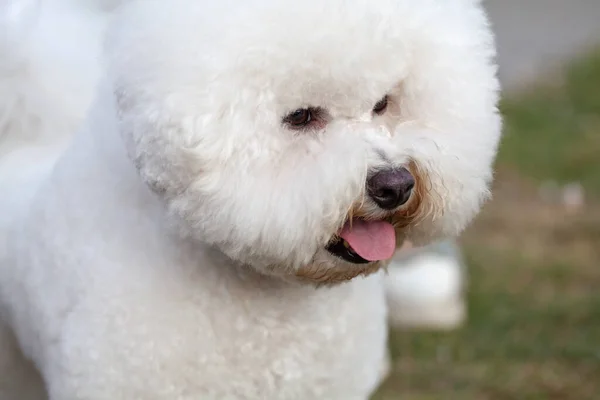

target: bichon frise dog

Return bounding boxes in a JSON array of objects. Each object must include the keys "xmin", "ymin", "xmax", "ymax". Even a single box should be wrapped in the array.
[{"xmin": 0, "ymin": 0, "xmax": 501, "ymax": 399}]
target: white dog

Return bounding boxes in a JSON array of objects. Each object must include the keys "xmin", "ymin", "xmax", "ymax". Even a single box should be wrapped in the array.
[{"xmin": 0, "ymin": 0, "xmax": 501, "ymax": 399}]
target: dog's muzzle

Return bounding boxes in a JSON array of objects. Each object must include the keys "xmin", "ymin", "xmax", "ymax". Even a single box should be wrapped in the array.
[{"xmin": 324, "ymin": 167, "xmax": 415, "ymax": 265}]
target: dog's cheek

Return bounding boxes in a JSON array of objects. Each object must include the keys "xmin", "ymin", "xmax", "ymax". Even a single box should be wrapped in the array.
[
  {"xmin": 165, "ymin": 141, "xmax": 369, "ymax": 270},
  {"xmin": 404, "ymin": 143, "xmax": 496, "ymax": 245}
]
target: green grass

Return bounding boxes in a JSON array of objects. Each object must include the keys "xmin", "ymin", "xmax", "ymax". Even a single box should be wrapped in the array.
[
  {"xmin": 499, "ymin": 51, "xmax": 600, "ymax": 194},
  {"xmin": 373, "ymin": 50, "xmax": 600, "ymax": 399}
]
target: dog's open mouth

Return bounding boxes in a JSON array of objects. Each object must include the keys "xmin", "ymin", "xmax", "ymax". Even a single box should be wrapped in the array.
[{"xmin": 326, "ymin": 218, "xmax": 396, "ymax": 264}]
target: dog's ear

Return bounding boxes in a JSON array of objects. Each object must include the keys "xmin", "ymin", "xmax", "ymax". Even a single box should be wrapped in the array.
[{"xmin": 113, "ymin": 84, "xmax": 203, "ymax": 200}]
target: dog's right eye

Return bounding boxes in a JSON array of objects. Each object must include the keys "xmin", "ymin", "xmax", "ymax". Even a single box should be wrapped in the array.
[
  {"xmin": 373, "ymin": 95, "xmax": 389, "ymax": 115},
  {"xmin": 284, "ymin": 108, "xmax": 313, "ymax": 128}
]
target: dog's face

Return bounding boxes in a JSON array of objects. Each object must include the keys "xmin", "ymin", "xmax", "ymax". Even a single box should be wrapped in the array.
[{"xmin": 108, "ymin": 0, "xmax": 501, "ymax": 284}]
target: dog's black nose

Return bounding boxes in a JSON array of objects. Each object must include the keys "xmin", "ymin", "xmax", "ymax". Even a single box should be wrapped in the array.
[{"xmin": 367, "ymin": 167, "xmax": 415, "ymax": 210}]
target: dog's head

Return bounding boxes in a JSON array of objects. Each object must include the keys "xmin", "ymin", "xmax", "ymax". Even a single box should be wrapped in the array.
[{"xmin": 108, "ymin": 0, "xmax": 501, "ymax": 284}]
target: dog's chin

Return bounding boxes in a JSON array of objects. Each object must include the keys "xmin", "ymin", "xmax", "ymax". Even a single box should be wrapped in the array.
[
  {"xmin": 294, "ymin": 248, "xmax": 388, "ymax": 286},
  {"xmin": 244, "ymin": 218, "xmax": 410, "ymax": 286},
  {"xmin": 292, "ymin": 225, "xmax": 406, "ymax": 286}
]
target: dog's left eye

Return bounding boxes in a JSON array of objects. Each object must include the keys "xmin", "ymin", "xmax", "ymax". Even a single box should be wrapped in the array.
[
  {"xmin": 286, "ymin": 109, "xmax": 311, "ymax": 126},
  {"xmin": 373, "ymin": 95, "xmax": 389, "ymax": 115},
  {"xmin": 283, "ymin": 107, "xmax": 323, "ymax": 129}
]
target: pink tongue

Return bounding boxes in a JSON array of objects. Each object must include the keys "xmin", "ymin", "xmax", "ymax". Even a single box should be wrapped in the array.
[{"xmin": 339, "ymin": 219, "xmax": 396, "ymax": 261}]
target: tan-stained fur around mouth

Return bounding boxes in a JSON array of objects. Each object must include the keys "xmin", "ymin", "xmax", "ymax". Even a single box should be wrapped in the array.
[
  {"xmin": 295, "ymin": 161, "xmax": 427, "ymax": 286},
  {"xmin": 390, "ymin": 161, "xmax": 428, "ymax": 229},
  {"xmin": 295, "ymin": 260, "xmax": 386, "ymax": 286}
]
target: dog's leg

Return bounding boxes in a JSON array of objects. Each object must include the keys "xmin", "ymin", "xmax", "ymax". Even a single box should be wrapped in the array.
[{"xmin": 0, "ymin": 323, "xmax": 47, "ymax": 400}]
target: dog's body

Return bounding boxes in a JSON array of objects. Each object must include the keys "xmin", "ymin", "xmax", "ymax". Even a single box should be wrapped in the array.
[{"xmin": 0, "ymin": 0, "xmax": 501, "ymax": 399}]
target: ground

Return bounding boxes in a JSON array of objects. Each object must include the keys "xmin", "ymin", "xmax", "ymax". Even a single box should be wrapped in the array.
[{"xmin": 372, "ymin": 50, "xmax": 600, "ymax": 400}]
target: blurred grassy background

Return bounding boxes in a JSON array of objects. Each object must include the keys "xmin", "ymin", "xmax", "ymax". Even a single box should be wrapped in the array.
[{"xmin": 373, "ymin": 50, "xmax": 600, "ymax": 399}]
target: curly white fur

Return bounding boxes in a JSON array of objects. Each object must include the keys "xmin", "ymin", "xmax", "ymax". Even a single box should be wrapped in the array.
[{"xmin": 0, "ymin": 0, "xmax": 501, "ymax": 399}]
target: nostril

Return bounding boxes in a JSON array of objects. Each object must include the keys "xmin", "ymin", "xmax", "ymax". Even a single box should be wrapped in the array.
[
  {"xmin": 367, "ymin": 167, "xmax": 415, "ymax": 210},
  {"xmin": 374, "ymin": 188, "xmax": 396, "ymax": 199}
]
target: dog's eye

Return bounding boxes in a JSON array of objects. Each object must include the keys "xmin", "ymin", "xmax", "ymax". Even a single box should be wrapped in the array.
[
  {"xmin": 284, "ymin": 108, "xmax": 314, "ymax": 128},
  {"xmin": 373, "ymin": 95, "xmax": 389, "ymax": 115}
]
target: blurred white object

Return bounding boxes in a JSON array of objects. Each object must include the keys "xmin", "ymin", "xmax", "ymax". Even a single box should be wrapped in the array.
[
  {"xmin": 385, "ymin": 241, "xmax": 466, "ymax": 330},
  {"xmin": 562, "ymin": 182, "xmax": 585, "ymax": 213}
]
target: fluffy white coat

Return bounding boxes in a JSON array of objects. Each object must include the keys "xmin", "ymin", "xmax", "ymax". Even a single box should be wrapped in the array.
[{"xmin": 0, "ymin": 0, "xmax": 501, "ymax": 399}]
